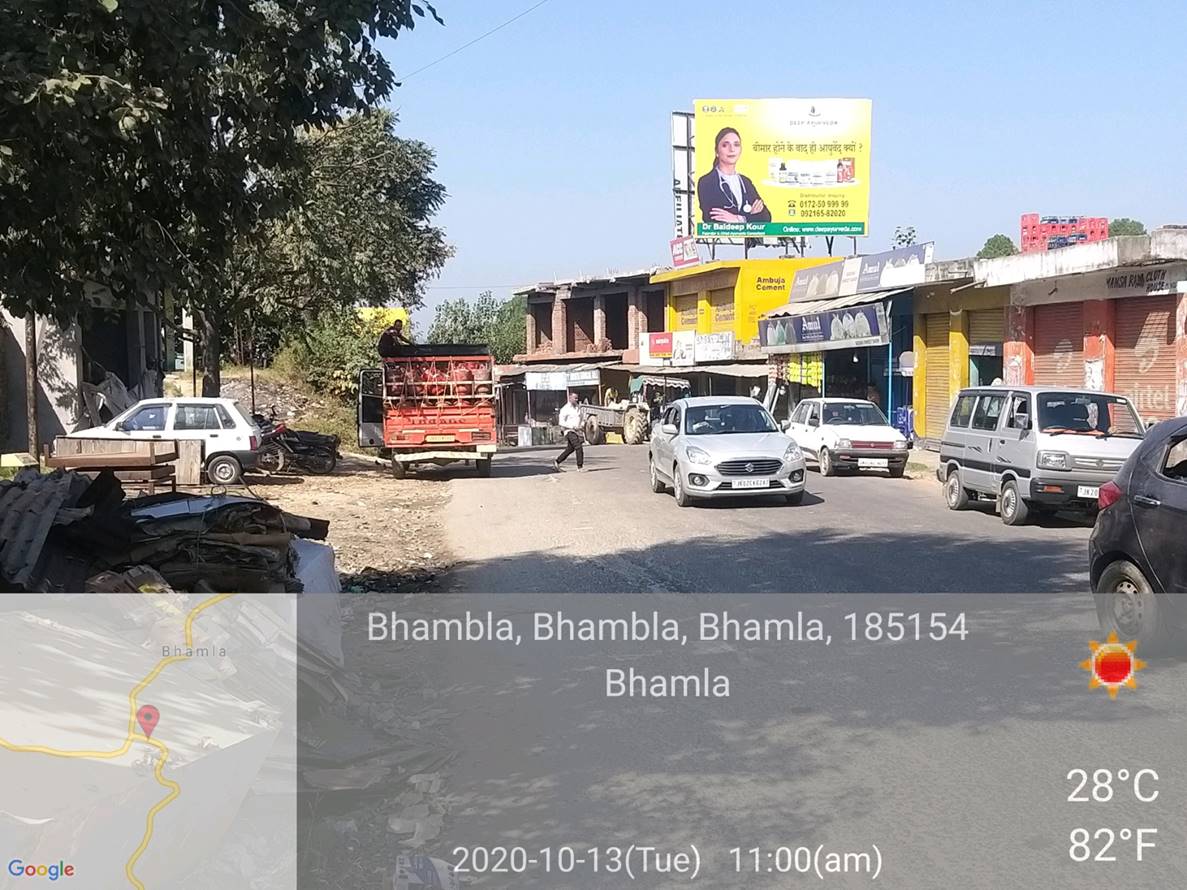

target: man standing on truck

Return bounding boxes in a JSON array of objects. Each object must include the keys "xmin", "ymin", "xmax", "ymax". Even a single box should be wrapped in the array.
[
  {"xmin": 554, "ymin": 391, "xmax": 585, "ymax": 472},
  {"xmin": 377, "ymin": 318, "xmax": 413, "ymax": 357}
]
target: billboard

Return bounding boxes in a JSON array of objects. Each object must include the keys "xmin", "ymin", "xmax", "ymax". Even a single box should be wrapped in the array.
[
  {"xmin": 789, "ymin": 243, "xmax": 934, "ymax": 301},
  {"xmin": 694, "ymin": 98, "xmax": 872, "ymax": 238},
  {"xmin": 759, "ymin": 302, "xmax": 890, "ymax": 354}
]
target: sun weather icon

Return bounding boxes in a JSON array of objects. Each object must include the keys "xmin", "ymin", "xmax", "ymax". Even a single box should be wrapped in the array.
[{"xmin": 1080, "ymin": 631, "xmax": 1147, "ymax": 699}]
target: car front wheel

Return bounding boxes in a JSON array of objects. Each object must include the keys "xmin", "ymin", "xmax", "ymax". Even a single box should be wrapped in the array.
[
  {"xmin": 672, "ymin": 465, "xmax": 691, "ymax": 507},
  {"xmin": 1000, "ymin": 479, "xmax": 1030, "ymax": 526},
  {"xmin": 819, "ymin": 447, "xmax": 835, "ymax": 477},
  {"xmin": 649, "ymin": 455, "xmax": 666, "ymax": 493},
  {"xmin": 206, "ymin": 454, "xmax": 243, "ymax": 486},
  {"xmin": 944, "ymin": 468, "xmax": 969, "ymax": 510},
  {"xmin": 1095, "ymin": 561, "xmax": 1168, "ymax": 651}
]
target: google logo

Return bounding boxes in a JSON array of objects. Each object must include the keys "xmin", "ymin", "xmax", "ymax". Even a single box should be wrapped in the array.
[{"xmin": 7, "ymin": 860, "xmax": 76, "ymax": 881}]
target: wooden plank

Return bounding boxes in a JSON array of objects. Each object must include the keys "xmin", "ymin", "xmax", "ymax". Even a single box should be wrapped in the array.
[
  {"xmin": 45, "ymin": 450, "xmax": 178, "ymax": 469},
  {"xmin": 174, "ymin": 440, "xmax": 204, "ymax": 486},
  {"xmin": 56, "ymin": 437, "xmax": 204, "ymax": 484}
]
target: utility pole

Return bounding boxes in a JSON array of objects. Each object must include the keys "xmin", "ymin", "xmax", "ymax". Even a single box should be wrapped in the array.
[{"xmin": 24, "ymin": 313, "xmax": 38, "ymax": 458}]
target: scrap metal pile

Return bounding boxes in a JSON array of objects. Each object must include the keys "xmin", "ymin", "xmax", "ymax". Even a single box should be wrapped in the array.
[{"xmin": 0, "ymin": 467, "xmax": 330, "ymax": 592}]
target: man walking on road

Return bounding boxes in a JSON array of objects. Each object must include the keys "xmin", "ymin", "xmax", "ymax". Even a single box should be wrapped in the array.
[{"xmin": 554, "ymin": 392, "xmax": 585, "ymax": 471}]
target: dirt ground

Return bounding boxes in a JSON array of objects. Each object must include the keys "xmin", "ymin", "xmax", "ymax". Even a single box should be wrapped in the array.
[{"xmin": 251, "ymin": 455, "xmax": 451, "ymax": 591}]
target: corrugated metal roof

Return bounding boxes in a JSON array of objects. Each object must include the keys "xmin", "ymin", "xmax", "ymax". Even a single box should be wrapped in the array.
[{"xmin": 765, "ymin": 285, "xmax": 913, "ymax": 319}]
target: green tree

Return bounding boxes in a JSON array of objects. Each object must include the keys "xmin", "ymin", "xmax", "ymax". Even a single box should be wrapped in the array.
[
  {"xmin": 976, "ymin": 234, "xmax": 1018, "ymax": 259},
  {"xmin": 892, "ymin": 225, "xmax": 917, "ymax": 248},
  {"xmin": 1108, "ymin": 218, "xmax": 1147, "ymax": 237},
  {"xmin": 428, "ymin": 291, "xmax": 527, "ymax": 363},
  {"xmin": 0, "ymin": 0, "xmax": 442, "ymax": 395},
  {"xmin": 228, "ymin": 110, "xmax": 451, "ymax": 362}
]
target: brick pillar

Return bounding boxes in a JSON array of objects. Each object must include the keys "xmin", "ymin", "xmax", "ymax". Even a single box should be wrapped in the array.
[
  {"xmin": 1004, "ymin": 305, "xmax": 1034, "ymax": 386},
  {"xmin": 627, "ymin": 288, "xmax": 641, "ymax": 351},
  {"xmin": 552, "ymin": 293, "xmax": 568, "ymax": 354},
  {"xmin": 1081, "ymin": 299, "xmax": 1115, "ymax": 392},
  {"xmin": 1176, "ymin": 288, "xmax": 1187, "ymax": 417},
  {"xmin": 525, "ymin": 305, "xmax": 537, "ymax": 355},
  {"xmin": 593, "ymin": 294, "xmax": 607, "ymax": 348}
]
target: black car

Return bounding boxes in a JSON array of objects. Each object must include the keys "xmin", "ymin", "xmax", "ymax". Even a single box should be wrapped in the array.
[{"xmin": 1089, "ymin": 417, "xmax": 1187, "ymax": 649}]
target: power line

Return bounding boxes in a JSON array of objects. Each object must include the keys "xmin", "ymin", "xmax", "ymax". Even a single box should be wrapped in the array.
[{"xmin": 396, "ymin": 0, "xmax": 554, "ymax": 83}]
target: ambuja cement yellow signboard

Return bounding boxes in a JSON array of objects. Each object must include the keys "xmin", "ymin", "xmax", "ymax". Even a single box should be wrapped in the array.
[{"xmin": 694, "ymin": 98, "xmax": 871, "ymax": 238}]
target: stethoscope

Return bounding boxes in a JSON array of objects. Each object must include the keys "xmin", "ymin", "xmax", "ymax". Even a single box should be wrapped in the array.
[{"xmin": 716, "ymin": 171, "xmax": 752, "ymax": 214}]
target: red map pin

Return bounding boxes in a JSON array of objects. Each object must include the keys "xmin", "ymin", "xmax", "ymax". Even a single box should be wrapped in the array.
[{"xmin": 136, "ymin": 705, "xmax": 160, "ymax": 739}]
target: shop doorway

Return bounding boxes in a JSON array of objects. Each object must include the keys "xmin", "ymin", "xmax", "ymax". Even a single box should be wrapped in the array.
[
  {"xmin": 969, "ymin": 353, "xmax": 1003, "ymax": 387},
  {"xmin": 824, "ymin": 348, "xmax": 888, "ymax": 408}
]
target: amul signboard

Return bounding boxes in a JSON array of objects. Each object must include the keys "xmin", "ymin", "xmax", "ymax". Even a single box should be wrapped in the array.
[
  {"xmin": 694, "ymin": 98, "xmax": 872, "ymax": 238},
  {"xmin": 760, "ymin": 302, "xmax": 889, "ymax": 354}
]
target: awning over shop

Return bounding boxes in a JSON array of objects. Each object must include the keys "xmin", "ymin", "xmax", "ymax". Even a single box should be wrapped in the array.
[
  {"xmin": 760, "ymin": 286, "xmax": 910, "ymax": 354},
  {"xmin": 764, "ymin": 285, "xmax": 913, "ymax": 319}
]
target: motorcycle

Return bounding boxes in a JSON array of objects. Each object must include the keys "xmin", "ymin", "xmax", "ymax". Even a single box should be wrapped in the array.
[{"xmin": 251, "ymin": 406, "xmax": 340, "ymax": 475}]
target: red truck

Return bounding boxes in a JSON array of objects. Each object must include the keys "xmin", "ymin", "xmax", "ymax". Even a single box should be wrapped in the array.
[{"xmin": 358, "ymin": 344, "xmax": 497, "ymax": 478}]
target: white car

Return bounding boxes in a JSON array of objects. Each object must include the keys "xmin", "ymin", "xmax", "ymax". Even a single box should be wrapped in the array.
[
  {"xmin": 648, "ymin": 396, "xmax": 807, "ymax": 506},
  {"xmin": 69, "ymin": 397, "xmax": 262, "ymax": 485},
  {"xmin": 785, "ymin": 398, "xmax": 909, "ymax": 477}
]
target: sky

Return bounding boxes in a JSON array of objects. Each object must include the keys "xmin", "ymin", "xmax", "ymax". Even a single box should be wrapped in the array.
[{"xmin": 378, "ymin": 0, "xmax": 1187, "ymax": 330}]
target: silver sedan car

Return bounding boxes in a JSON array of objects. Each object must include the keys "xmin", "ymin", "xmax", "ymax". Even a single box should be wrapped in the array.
[{"xmin": 648, "ymin": 396, "xmax": 807, "ymax": 506}]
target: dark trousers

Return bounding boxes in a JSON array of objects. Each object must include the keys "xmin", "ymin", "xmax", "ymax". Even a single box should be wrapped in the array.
[{"xmin": 556, "ymin": 431, "xmax": 584, "ymax": 468}]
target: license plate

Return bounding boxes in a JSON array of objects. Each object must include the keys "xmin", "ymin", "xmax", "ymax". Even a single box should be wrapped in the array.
[
  {"xmin": 425, "ymin": 435, "xmax": 455, "ymax": 443},
  {"xmin": 858, "ymin": 458, "xmax": 889, "ymax": 469},
  {"xmin": 1077, "ymin": 485, "xmax": 1099, "ymax": 499},
  {"xmin": 732, "ymin": 478, "xmax": 769, "ymax": 490}
]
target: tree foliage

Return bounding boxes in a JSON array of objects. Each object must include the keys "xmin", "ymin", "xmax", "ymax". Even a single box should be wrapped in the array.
[
  {"xmin": 228, "ymin": 110, "xmax": 451, "ymax": 361},
  {"xmin": 976, "ymin": 234, "xmax": 1018, "ymax": 259},
  {"xmin": 0, "ymin": 0, "xmax": 443, "ymax": 393},
  {"xmin": 892, "ymin": 225, "xmax": 917, "ymax": 248},
  {"xmin": 1108, "ymin": 218, "xmax": 1146, "ymax": 237},
  {"xmin": 427, "ymin": 292, "xmax": 527, "ymax": 363}
]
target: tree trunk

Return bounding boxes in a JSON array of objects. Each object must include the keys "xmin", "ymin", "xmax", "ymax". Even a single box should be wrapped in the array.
[
  {"xmin": 199, "ymin": 310, "xmax": 222, "ymax": 396},
  {"xmin": 25, "ymin": 313, "xmax": 39, "ymax": 457}
]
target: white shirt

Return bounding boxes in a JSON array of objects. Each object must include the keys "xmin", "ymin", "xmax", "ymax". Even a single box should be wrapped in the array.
[
  {"xmin": 719, "ymin": 171, "xmax": 744, "ymax": 208},
  {"xmin": 559, "ymin": 403, "xmax": 582, "ymax": 431}
]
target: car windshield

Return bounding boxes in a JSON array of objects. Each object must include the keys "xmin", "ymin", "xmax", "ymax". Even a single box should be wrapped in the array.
[
  {"xmin": 685, "ymin": 404, "xmax": 778, "ymax": 435},
  {"xmin": 821, "ymin": 402, "xmax": 888, "ymax": 426},
  {"xmin": 1036, "ymin": 392, "xmax": 1144, "ymax": 438}
]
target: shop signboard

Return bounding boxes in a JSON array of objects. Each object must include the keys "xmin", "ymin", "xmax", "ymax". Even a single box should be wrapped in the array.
[
  {"xmin": 525, "ymin": 371, "xmax": 569, "ymax": 391},
  {"xmin": 694, "ymin": 98, "xmax": 872, "ymax": 237},
  {"xmin": 759, "ymin": 302, "xmax": 890, "ymax": 354},
  {"xmin": 671, "ymin": 331, "xmax": 696, "ymax": 366},
  {"xmin": 566, "ymin": 369, "xmax": 601, "ymax": 387},
  {"xmin": 647, "ymin": 332, "xmax": 674, "ymax": 361},
  {"xmin": 788, "ymin": 244, "xmax": 932, "ymax": 301},
  {"xmin": 856, "ymin": 243, "xmax": 933, "ymax": 291},
  {"xmin": 694, "ymin": 332, "xmax": 735, "ymax": 363},
  {"xmin": 525, "ymin": 369, "xmax": 601, "ymax": 390},
  {"xmin": 669, "ymin": 236, "xmax": 701, "ymax": 268}
]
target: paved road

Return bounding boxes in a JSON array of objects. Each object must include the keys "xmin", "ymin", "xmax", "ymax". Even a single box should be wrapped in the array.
[
  {"xmin": 443, "ymin": 446, "xmax": 1094, "ymax": 592},
  {"xmin": 366, "ymin": 589, "xmax": 1187, "ymax": 889}
]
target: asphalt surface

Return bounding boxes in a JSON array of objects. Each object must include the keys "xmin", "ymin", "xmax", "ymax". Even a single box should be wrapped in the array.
[
  {"xmin": 366, "ymin": 590, "xmax": 1187, "ymax": 889},
  {"xmin": 443, "ymin": 445, "xmax": 1096, "ymax": 592}
]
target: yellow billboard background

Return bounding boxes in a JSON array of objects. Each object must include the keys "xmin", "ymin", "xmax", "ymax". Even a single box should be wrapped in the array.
[{"xmin": 694, "ymin": 98, "xmax": 871, "ymax": 238}]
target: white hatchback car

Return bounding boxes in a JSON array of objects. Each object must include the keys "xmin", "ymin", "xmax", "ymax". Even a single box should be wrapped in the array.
[
  {"xmin": 69, "ymin": 397, "xmax": 262, "ymax": 485},
  {"xmin": 785, "ymin": 398, "xmax": 910, "ymax": 477},
  {"xmin": 648, "ymin": 396, "xmax": 807, "ymax": 506}
]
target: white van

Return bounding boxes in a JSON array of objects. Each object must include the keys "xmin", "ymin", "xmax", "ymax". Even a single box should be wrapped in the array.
[{"xmin": 937, "ymin": 386, "xmax": 1146, "ymax": 525}]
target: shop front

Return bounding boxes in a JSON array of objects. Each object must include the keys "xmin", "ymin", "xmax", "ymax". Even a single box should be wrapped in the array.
[
  {"xmin": 910, "ymin": 278, "xmax": 1011, "ymax": 445},
  {"xmin": 760, "ymin": 289, "xmax": 913, "ymax": 427},
  {"xmin": 1003, "ymin": 263, "xmax": 1187, "ymax": 424}
]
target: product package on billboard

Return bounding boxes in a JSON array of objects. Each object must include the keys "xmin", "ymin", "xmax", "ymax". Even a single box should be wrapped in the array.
[{"xmin": 694, "ymin": 98, "xmax": 872, "ymax": 238}]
